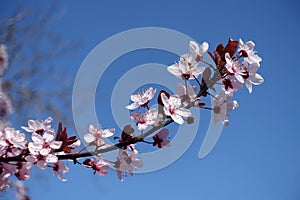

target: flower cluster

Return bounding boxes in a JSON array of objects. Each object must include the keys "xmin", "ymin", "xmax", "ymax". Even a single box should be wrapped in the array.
[
  {"xmin": 0, "ymin": 118, "xmax": 81, "ymax": 191},
  {"xmin": 0, "ymin": 38, "xmax": 264, "ymax": 193}
]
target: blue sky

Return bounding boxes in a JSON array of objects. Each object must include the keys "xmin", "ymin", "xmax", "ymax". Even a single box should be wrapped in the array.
[{"xmin": 1, "ymin": 0, "xmax": 300, "ymax": 200}]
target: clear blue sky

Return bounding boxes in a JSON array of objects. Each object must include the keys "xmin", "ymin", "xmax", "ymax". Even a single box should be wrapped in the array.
[{"xmin": 1, "ymin": 0, "xmax": 300, "ymax": 200}]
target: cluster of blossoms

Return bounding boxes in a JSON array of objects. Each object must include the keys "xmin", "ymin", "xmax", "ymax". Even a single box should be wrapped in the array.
[
  {"xmin": 0, "ymin": 38, "xmax": 264, "ymax": 195},
  {"xmin": 0, "ymin": 117, "xmax": 81, "ymax": 191}
]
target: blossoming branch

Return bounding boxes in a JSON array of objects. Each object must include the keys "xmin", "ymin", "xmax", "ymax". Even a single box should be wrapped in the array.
[{"xmin": 0, "ymin": 38, "xmax": 264, "ymax": 192}]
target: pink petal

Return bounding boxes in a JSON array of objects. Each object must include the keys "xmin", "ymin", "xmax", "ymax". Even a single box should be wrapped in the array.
[
  {"xmin": 133, "ymin": 159, "xmax": 143, "ymax": 168},
  {"xmin": 84, "ymin": 133, "xmax": 96, "ymax": 143},
  {"xmin": 25, "ymin": 155, "xmax": 37, "ymax": 163},
  {"xmin": 28, "ymin": 142, "xmax": 42, "ymax": 155},
  {"xmin": 40, "ymin": 148, "xmax": 51, "ymax": 156},
  {"xmin": 43, "ymin": 130, "xmax": 54, "ymax": 142},
  {"xmin": 46, "ymin": 154, "xmax": 58, "ymax": 163},
  {"xmin": 37, "ymin": 160, "xmax": 47, "ymax": 169},
  {"xmin": 31, "ymin": 133, "xmax": 43, "ymax": 144},
  {"xmin": 50, "ymin": 141, "xmax": 63, "ymax": 149},
  {"xmin": 157, "ymin": 129, "xmax": 169, "ymax": 139}
]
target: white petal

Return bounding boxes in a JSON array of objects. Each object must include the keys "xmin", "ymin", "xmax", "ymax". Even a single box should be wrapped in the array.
[
  {"xmin": 43, "ymin": 130, "xmax": 54, "ymax": 142},
  {"xmin": 249, "ymin": 54, "xmax": 262, "ymax": 64},
  {"xmin": 46, "ymin": 154, "xmax": 58, "ymax": 163},
  {"xmin": 50, "ymin": 141, "xmax": 63, "ymax": 149},
  {"xmin": 31, "ymin": 133, "xmax": 43, "ymax": 144},
  {"xmin": 126, "ymin": 102, "xmax": 139, "ymax": 110},
  {"xmin": 235, "ymin": 74, "xmax": 244, "ymax": 84},
  {"xmin": 191, "ymin": 66, "xmax": 205, "ymax": 78},
  {"xmin": 28, "ymin": 120, "xmax": 43, "ymax": 131},
  {"xmin": 161, "ymin": 93, "xmax": 170, "ymax": 107},
  {"xmin": 225, "ymin": 53, "xmax": 232, "ymax": 64},
  {"xmin": 171, "ymin": 114, "xmax": 184, "ymax": 125},
  {"xmin": 246, "ymin": 41, "xmax": 255, "ymax": 51},
  {"xmin": 84, "ymin": 133, "xmax": 96, "ymax": 143},
  {"xmin": 28, "ymin": 142, "xmax": 42, "ymax": 155},
  {"xmin": 163, "ymin": 106, "xmax": 171, "ymax": 116},
  {"xmin": 102, "ymin": 129, "xmax": 115, "ymax": 138},
  {"xmin": 176, "ymin": 108, "xmax": 191, "ymax": 117},
  {"xmin": 239, "ymin": 38, "xmax": 245, "ymax": 47},
  {"xmin": 245, "ymin": 80, "xmax": 253, "ymax": 94},
  {"xmin": 249, "ymin": 62, "xmax": 259, "ymax": 73},
  {"xmin": 199, "ymin": 42, "xmax": 209, "ymax": 53},
  {"xmin": 251, "ymin": 73, "xmax": 264, "ymax": 85},
  {"xmin": 167, "ymin": 64, "xmax": 182, "ymax": 78},
  {"xmin": 189, "ymin": 41, "xmax": 200, "ymax": 54},
  {"xmin": 89, "ymin": 124, "xmax": 95, "ymax": 132},
  {"xmin": 144, "ymin": 87, "xmax": 156, "ymax": 99},
  {"xmin": 21, "ymin": 126, "xmax": 34, "ymax": 132},
  {"xmin": 137, "ymin": 123, "xmax": 148, "ymax": 131},
  {"xmin": 40, "ymin": 148, "xmax": 51, "ymax": 156}
]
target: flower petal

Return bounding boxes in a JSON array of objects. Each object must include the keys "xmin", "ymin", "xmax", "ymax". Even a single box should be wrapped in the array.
[
  {"xmin": 46, "ymin": 154, "xmax": 58, "ymax": 163},
  {"xmin": 102, "ymin": 129, "xmax": 115, "ymax": 138},
  {"xmin": 50, "ymin": 141, "xmax": 63, "ymax": 149},
  {"xmin": 84, "ymin": 133, "xmax": 96, "ymax": 143},
  {"xmin": 126, "ymin": 102, "xmax": 139, "ymax": 110},
  {"xmin": 251, "ymin": 73, "xmax": 264, "ymax": 85},
  {"xmin": 171, "ymin": 114, "xmax": 184, "ymax": 125},
  {"xmin": 31, "ymin": 133, "xmax": 43, "ymax": 144},
  {"xmin": 189, "ymin": 41, "xmax": 200, "ymax": 54},
  {"xmin": 167, "ymin": 64, "xmax": 182, "ymax": 78},
  {"xmin": 176, "ymin": 108, "xmax": 191, "ymax": 117},
  {"xmin": 199, "ymin": 41, "xmax": 209, "ymax": 53}
]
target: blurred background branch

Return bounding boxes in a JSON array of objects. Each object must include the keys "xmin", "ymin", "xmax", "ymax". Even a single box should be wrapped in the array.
[{"xmin": 0, "ymin": 2, "xmax": 81, "ymax": 128}]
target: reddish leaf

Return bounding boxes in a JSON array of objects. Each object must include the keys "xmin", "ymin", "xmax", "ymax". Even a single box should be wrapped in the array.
[
  {"xmin": 224, "ymin": 38, "xmax": 239, "ymax": 58},
  {"xmin": 55, "ymin": 122, "xmax": 79, "ymax": 153}
]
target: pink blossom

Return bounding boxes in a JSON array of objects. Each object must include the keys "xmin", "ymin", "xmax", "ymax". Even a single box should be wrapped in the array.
[
  {"xmin": 188, "ymin": 40, "xmax": 209, "ymax": 63},
  {"xmin": 244, "ymin": 62, "xmax": 264, "ymax": 93},
  {"xmin": 83, "ymin": 158, "xmax": 110, "ymax": 176},
  {"xmin": 130, "ymin": 108, "xmax": 158, "ymax": 131},
  {"xmin": 238, "ymin": 39, "xmax": 262, "ymax": 64},
  {"xmin": 176, "ymin": 83, "xmax": 197, "ymax": 105},
  {"xmin": 15, "ymin": 162, "xmax": 31, "ymax": 181},
  {"xmin": 0, "ymin": 127, "xmax": 27, "ymax": 157},
  {"xmin": 153, "ymin": 129, "xmax": 171, "ymax": 148},
  {"xmin": 222, "ymin": 75, "xmax": 243, "ymax": 94},
  {"xmin": 25, "ymin": 153, "xmax": 58, "ymax": 169},
  {"xmin": 25, "ymin": 130, "xmax": 62, "ymax": 169},
  {"xmin": 225, "ymin": 53, "xmax": 246, "ymax": 83},
  {"xmin": 167, "ymin": 41, "xmax": 208, "ymax": 80},
  {"xmin": 126, "ymin": 87, "xmax": 156, "ymax": 110},
  {"xmin": 21, "ymin": 117, "xmax": 53, "ymax": 134},
  {"xmin": 115, "ymin": 149, "xmax": 143, "ymax": 181},
  {"xmin": 167, "ymin": 57, "xmax": 205, "ymax": 80},
  {"xmin": 83, "ymin": 124, "xmax": 115, "ymax": 147},
  {"xmin": 213, "ymin": 92, "xmax": 238, "ymax": 126},
  {"xmin": 160, "ymin": 93, "xmax": 191, "ymax": 125},
  {"xmin": 52, "ymin": 160, "xmax": 69, "ymax": 181}
]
